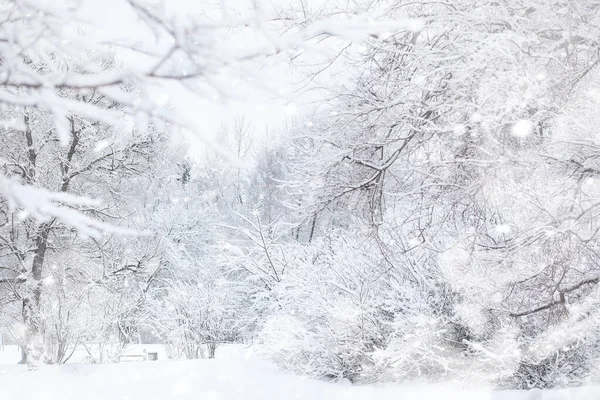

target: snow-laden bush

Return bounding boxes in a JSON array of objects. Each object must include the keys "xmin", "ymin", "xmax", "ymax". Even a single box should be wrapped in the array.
[
  {"xmin": 510, "ymin": 349, "xmax": 588, "ymax": 389},
  {"xmin": 371, "ymin": 314, "xmax": 522, "ymax": 386},
  {"xmin": 256, "ymin": 229, "xmax": 528, "ymax": 385},
  {"xmin": 507, "ymin": 304, "xmax": 600, "ymax": 388},
  {"xmin": 152, "ymin": 267, "xmax": 244, "ymax": 359},
  {"xmin": 258, "ymin": 234, "xmax": 424, "ymax": 383},
  {"xmin": 260, "ymin": 302, "xmax": 379, "ymax": 382},
  {"xmin": 371, "ymin": 315, "xmax": 459, "ymax": 382}
]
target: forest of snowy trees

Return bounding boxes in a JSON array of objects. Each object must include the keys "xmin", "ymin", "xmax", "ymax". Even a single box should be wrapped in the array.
[{"xmin": 2, "ymin": 0, "xmax": 600, "ymax": 391}]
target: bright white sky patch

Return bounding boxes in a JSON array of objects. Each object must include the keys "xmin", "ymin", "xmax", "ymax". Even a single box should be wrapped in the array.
[{"xmin": 284, "ymin": 103, "xmax": 298, "ymax": 116}]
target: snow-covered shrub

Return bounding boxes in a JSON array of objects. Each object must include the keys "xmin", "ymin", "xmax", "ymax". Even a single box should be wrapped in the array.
[
  {"xmin": 371, "ymin": 313, "xmax": 521, "ymax": 386},
  {"xmin": 462, "ymin": 327, "xmax": 523, "ymax": 385},
  {"xmin": 510, "ymin": 350, "xmax": 587, "ymax": 389},
  {"xmin": 507, "ymin": 310, "xmax": 600, "ymax": 388},
  {"xmin": 260, "ymin": 303, "xmax": 379, "ymax": 382},
  {"xmin": 258, "ymin": 233, "xmax": 422, "ymax": 383},
  {"xmin": 372, "ymin": 314, "xmax": 458, "ymax": 383},
  {"xmin": 152, "ymin": 269, "xmax": 244, "ymax": 359}
]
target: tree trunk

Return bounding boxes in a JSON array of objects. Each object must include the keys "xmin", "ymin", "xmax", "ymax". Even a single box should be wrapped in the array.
[
  {"xmin": 308, "ymin": 213, "xmax": 318, "ymax": 243},
  {"xmin": 18, "ymin": 346, "xmax": 27, "ymax": 365},
  {"xmin": 207, "ymin": 342, "xmax": 217, "ymax": 359},
  {"xmin": 21, "ymin": 223, "xmax": 51, "ymax": 370}
]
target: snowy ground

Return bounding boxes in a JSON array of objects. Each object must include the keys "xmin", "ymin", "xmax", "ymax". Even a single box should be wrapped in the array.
[{"xmin": 0, "ymin": 345, "xmax": 595, "ymax": 400}]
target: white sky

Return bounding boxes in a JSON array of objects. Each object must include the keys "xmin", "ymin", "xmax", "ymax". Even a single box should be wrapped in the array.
[{"xmin": 77, "ymin": 0, "xmax": 348, "ymax": 161}]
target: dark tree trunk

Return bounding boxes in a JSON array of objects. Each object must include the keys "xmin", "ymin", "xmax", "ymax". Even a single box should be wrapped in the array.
[
  {"xmin": 207, "ymin": 342, "xmax": 217, "ymax": 359},
  {"xmin": 21, "ymin": 223, "xmax": 52, "ymax": 370},
  {"xmin": 18, "ymin": 346, "xmax": 27, "ymax": 365},
  {"xmin": 308, "ymin": 213, "xmax": 318, "ymax": 243}
]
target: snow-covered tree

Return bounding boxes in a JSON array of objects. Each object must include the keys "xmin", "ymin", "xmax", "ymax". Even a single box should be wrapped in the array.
[{"xmin": 258, "ymin": 0, "xmax": 600, "ymax": 387}]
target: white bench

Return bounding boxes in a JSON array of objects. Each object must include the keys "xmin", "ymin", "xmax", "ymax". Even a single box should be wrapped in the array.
[{"xmin": 119, "ymin": 353, "xmax": 147, "ymax": 362}]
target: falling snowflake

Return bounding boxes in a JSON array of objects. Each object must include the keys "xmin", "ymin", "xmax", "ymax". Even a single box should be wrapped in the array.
[
  {"xmin": 511, "ymin": 119, "xmax": 533, "ymax": 138},
  {"xmin": 43, "ymin": 276, "xmax": 55, "ymax": 286},
  {"xmin": 94, "ymin": 140, "xmax": 110, "ymax": 152},
  {"xmin": 453, "ymin": 125, "xmax": 466, "ymax": 136},
  {"xmin": 495, "ymin": 224, "xmax": 512, "ymax": 234}
]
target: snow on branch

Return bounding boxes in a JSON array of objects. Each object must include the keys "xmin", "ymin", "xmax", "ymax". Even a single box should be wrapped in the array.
[{"xmin": 0, "ymin": 176, "xmax": 135, "ymax": 238}]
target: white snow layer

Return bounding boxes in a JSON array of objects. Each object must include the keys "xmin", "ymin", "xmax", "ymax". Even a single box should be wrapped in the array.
[{"xmin": 0, "ymin": 345, "xmax": 594, "ymax": 400}]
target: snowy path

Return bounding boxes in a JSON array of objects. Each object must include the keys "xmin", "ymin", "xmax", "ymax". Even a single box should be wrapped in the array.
[{"xmin": 0, "ymin": 358, "xmax": 596, "ymax": 400}]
